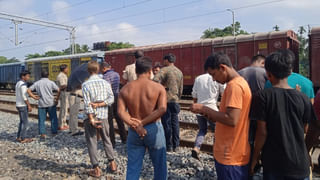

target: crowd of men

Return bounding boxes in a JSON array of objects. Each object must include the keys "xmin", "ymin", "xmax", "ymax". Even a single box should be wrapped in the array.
[{"xmin": 14, "ymin": 49, "xmax": 320, "ymax": 179}]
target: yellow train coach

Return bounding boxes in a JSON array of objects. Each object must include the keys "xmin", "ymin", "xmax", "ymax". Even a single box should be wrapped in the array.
[{"xmin": 26, "ymin": 52, "xmax": 104, "ymax": 82}]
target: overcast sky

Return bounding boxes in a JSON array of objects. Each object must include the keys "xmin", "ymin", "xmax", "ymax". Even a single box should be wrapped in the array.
[{"xmin": 0, "ymin": 0, "xmax": 319, "ymax": 60}]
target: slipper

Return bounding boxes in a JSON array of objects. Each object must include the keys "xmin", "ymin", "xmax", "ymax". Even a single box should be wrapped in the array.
[
  {"xmin": 109, "ymin": 161, "xmax": 117, "ymax": 173},
  {"xmin": 191, "ymin": 149, "xmax": 200, "ymax": 160},
  {"xmin": 20, "ymin": 138, "xmax": 33, "ymax": 143},
  {"xmin": 88, "ymin": 168, "xmax": 101, "ymax": 178}
]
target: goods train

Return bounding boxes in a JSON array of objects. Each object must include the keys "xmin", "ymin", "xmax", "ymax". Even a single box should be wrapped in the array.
[{"xmin": 1, "ymin": 28, "xmax": 319, "ymax": 94}]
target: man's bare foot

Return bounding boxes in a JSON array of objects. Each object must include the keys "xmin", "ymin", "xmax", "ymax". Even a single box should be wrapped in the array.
[
  {"xmin": 88, "ymin": 166, "xmax": 101, "ymax": 177},
  {"xmin": 20, "ymin": 138, "xmax": 33, "ymax": 143},
  {"xmin": 109, "ymin": 160, "xmax": 117, "ymax": 172}
]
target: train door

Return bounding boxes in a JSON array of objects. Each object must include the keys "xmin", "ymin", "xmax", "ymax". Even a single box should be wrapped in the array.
[{"xmin": 213, "ymin": 45, "xmax": 237, "ymax": 69}]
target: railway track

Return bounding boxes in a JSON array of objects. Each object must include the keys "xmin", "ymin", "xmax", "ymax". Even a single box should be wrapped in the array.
[{"xmin": 0, "ymin": 99, "xmax": 212, "ymax": 153}]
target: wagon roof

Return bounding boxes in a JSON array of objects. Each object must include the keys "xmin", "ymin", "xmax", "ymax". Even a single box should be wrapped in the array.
[
  {"xmin": 0, "ymin": 62, "xmax": 23, "ymax": 67},
  {"xmin": 25, "ymin": 51, "xmax": 105, "ymax": 63},
  {"xmin": 105, "ymin": 30, "xmax": 298, "ymax": 54}
]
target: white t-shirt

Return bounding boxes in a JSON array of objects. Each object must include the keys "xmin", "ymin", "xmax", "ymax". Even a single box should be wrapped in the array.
[
  {"xmin": 192, "ymin": 73, "xmax": 225, "ymax": 111},
  {"xmin": 15, "ymin": 80, "xmax": 28, "ymax": 107}
]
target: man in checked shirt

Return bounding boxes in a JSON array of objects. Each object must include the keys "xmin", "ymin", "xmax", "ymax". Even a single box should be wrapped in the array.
[{"xmin": 82, "ymin": 61, "xmax": 116, "ymax": 177}]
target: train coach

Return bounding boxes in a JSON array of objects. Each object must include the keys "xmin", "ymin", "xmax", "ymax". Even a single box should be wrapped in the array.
[
  {"xmin": 309, "ymin": 26, "xmax": 320, "ymax": 89},
  {"xmin": 105, "ymin": 30, "xmax": 299, "ymax": 94},
  {"xmin": 0, "ymin": 62, "xmax": 24, "ymax": 89},
  {"xmin": 0, "ymin": 51, "xmax": 104, "ymax": 89}
]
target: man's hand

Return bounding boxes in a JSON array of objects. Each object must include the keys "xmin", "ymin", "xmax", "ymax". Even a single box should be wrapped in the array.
[
  {"xmin": 54, "ymin": 97, "xmax": 59, "ymax": 105},
  {"xmin": 250, "ymin": 158, "xmax": 258, "ymax": 176},
  {"xmin": 90, "ymin": 119, "xmax": 103, "ymax": 129},
  {"xmin": 130, "ymin": 117, "xmax": 142, "ymax": 129},
  {"xmin": 190, "ymin": 103, "xmax": 204, "ymax": 114},
  {"xmin": 90, "ymin": 102, "xmax": 99, "ymax": 109},
  {"xmin": 34, "ymin": 96, "xmax": 40, "ymax": 100},
  {"xmin": 135, "ymin": 125, "xmax": 147, "ymax": 138},
  {"xmin": 27, "ymin": 105, "xmax": 32, "ymax": 112}
]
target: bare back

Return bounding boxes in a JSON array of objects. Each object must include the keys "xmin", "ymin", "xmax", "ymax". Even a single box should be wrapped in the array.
[{"xmin": 120, "ymin": 78, "xmax": 165, "ymax": 120}]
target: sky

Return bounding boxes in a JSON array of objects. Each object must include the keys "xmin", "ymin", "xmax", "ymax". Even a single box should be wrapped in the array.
[{"xmin": 0, "ymin": 0, "xmax": 319, "ymax": 60}]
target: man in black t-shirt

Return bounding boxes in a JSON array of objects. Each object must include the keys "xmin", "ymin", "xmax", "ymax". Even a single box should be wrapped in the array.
[{"xmin": 250, "ymin": 49, "xmax": 315, "ymax": 180}]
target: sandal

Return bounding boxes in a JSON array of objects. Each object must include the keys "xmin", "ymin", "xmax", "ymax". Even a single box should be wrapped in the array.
[
  {"xmin": 88, "ymin": 167, "xmax": 101, "ymax": 178},
  {"xmin": 20, "ymin": 138, "xmax": 33, "ymax": 143},
  {"xmin": 109, "ymin": 161, "xmax": 117, "ymax": 172}
]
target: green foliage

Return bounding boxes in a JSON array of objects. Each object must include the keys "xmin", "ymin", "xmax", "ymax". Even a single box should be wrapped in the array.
[
  {"xmin": 297, "ymin": 26, "xmax": 309, "ymax": 77},
  {"xmin": 107, "ymin": 42, "xmax": 134, "ymax": 51},
  {"xmin": 201, "ymin": 22, "xmax": 249, "ymax": 39},
  {"xmin": 25, "ymin": 44, "xmax": 90, "ymax": 60},
  {"xmin": 0, "ymin": 56, "xmax": 20, "ymax": 64}
]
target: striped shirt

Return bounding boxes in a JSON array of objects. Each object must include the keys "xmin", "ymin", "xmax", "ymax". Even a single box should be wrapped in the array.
[
  {"xmin": 82, "ymin": 74, "xmax": 114, "ymax": 119},
  {"xmin": 102, "ymin": 69, "xmax": 120, "ymax": 97}
]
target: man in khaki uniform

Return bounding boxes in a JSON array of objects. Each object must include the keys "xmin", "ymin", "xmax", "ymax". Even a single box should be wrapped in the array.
[
  {"xmin": 122, "ymin": 51, "xmax": 142, "ymax": 84},
  {"xmin": 69, "ymin": 87, "xmax": 84, "ymax": 136},
  {"xmin": 56, "ymin": 64, "xmax": 69, "ymax": 130}
]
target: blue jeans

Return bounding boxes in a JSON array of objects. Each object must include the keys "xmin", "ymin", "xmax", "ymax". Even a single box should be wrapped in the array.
[
  {"xmin": 127, "ymin": 121, "xmax": 167, "ymax": 180},
  {"xmin": 38, "ymin": 106, "xmax": 58, "ymax": 135},
  {"xmin": 16, "ymin": 106, "xmax": 29, "ymax": 139},
  {"xmin": 263, "ymin": 172, "xmax": 309, "ymax": 180},
  {"xmin": 215, "ymin": 160, "xmax": 248, "ymax": 180},
  {"xmin": 161, "ymin": 102, "xmax": 180, "ymax": 149},
  {"xmin": 195, "ymin": 115, "xmax": 215, "ymax": 149}
]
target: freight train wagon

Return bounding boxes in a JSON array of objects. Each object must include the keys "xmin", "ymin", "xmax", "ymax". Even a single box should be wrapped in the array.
[
  {"xmin": 26, "ymin": 51, "xmax": 105, "ymax": 83},
  {"xmin": 105, "ymin": 30, "xmax": 299, "ymax": 94},
  {"xmin": 0, "ymin": 62, "xmax": 24, "ymax": 89}
]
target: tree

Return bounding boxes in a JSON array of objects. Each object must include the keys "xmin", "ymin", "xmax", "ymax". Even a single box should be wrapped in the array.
[
  {"xmin": 0, "ymin": 56, "xmax": 20, "ymax": 64},
  {"xmin": 107, "ymin": 42, "xmax": 134, "ymax": 51},
  {"xmin": 297, "ymin": 26, "xmax": 309, "ymax": 77},
  {"xmin": 201, "ymin": 21, "xmax": 249, "ymax": 39},
  {"xmin": 25, "ymin": 43, "xmax": 90, "ymax": 60}
]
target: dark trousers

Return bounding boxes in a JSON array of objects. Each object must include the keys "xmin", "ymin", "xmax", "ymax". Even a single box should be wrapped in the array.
[
  {"xmin": 215, "ymin": 160, "xmax": 248, "ymax": 180},
  {"xmin": 161, "ymin": 102, "xmax": 180, "ymax": 149},
  {"xmin": 108, "ymin": 99, "xmax": 127, "ymax": 147},
  {"xmin": 16, "ymin": 106, "xmax": 29, "ymax": 139}
]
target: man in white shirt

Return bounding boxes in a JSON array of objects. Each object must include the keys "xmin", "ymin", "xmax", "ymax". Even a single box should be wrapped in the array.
[
  {"xmin": 15, "ymin": 70, "xmax": 34, "ymax": 143},
  {"xmin": 191, "ymin": 73, "xmax": 225, "ymax": 159}
]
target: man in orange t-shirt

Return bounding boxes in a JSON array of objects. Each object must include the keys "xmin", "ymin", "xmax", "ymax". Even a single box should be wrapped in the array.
[{"xmin": 191, "ymin": 52, "xmax": 252, "ymax": 180}]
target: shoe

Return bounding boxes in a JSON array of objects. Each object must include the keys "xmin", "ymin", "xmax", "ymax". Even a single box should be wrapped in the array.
[
  {"xmin": 167, "ymin": 147, "xmax": 173, "ymax": 152},
  {"xmin": 109, "ymin": 161, "xmax": 117, "ymax": 172},
  {"xmin": 191, "ymin": 149, "xmax": 200, "ymax": 160},
  {"xmin": 173, "ymin": 147, "xmax": 179, "ymax": 152},
  {"xmin": 71, "ymin": 131, "xmax": 84, "ymax": 136},
  {"xmin": 87, "ymin": 167, "xmax": 101, "ymax": 178}
]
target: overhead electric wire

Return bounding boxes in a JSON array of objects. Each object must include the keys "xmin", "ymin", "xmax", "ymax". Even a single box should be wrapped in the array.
[
  {"xmin": 16, "ymin": 0, "xmax": 153, "ymax": 38},
  {"xmin": 0, "ymin": 0, "xmax": 292, "ymax": 53},
  {"xmin": 18, "ymin": 0, "xmax": 202, "ymax": 39}
]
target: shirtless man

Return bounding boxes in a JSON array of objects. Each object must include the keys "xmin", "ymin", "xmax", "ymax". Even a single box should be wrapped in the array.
[{"xmin": 118, "ymin": 57, "xmax": 168, "ymax": 180}]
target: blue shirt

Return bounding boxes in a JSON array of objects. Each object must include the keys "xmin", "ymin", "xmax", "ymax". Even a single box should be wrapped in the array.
[
  {"xmin": 103, "ymin": 69, "xmax": 120, "ymax": 97},
  {"xmin": 82, "ymin": 74, "xmax": 114, "ymax": 119},
  {"xmin": 264, "ymin": 72, "xmax": 315, "ymax": 99}
]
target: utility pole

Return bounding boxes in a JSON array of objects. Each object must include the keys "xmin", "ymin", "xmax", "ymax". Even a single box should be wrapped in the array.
[
  {"xmin": 0, "ymin": 12, "xmax": 76, "ymax": 54},
  {"xmin": 227, "ymin": 9, "xmax": 235, "ymax": 37}
]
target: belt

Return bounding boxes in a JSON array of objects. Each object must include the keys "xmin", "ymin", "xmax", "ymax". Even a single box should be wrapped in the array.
[{"xmin": 70, "ymin": 93, "xmax": 83, "ymax": 98}]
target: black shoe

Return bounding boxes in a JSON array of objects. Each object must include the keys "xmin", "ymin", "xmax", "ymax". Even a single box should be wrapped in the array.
[
  {"xmin": 72, "ymin": 131, "xmax": 84, "ymax": 136},
  {"xmin": 167, "ymin": 147, "xmax": 173, "ymax": 152},
  {"xmin": 191, "ymin": 149, "xmax": 200, "ymax": 160}
]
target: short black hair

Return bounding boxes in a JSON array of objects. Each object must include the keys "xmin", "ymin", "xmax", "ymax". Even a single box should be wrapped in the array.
[
  {"xmin": 163, "ymin": 53, "xmax": 176, "ymax": 63},
  {"xmin": 136, "ymin": 57, "xmax": 152, "ymax": 75},
  {"xmin": 154, "ymin": 62, "xmax": 161, "ymax": 69},
  {"xmin": 19, "ymin": 70, "xmax": 30, "ymax": 78},
  {"xmin": 252, "ymin": 54, "xmax": 266, "ymax": 63},
  {"xmin": 60, "ymin": 64, "xmax": 68, "ymax": 72},
  {"xmin": 134, "ymin": 50, "xmax": 144, "ymax": 59},
  {"xmin": 100, "ymin": 62, "xmax": 111, "ymax": 68},
  {"xmin": 265, "ymin": 49, "xmax": 295, "ymax": 79},
  {"xmin": 41, "ymin": 71, "xmax": 49, "ymax": 78},
  {"xmin": 204, "ymin": 52, "xmax": 232, "ymax": 71}
]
